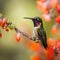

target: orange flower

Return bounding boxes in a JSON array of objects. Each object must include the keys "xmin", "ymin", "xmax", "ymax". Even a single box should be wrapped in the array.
[
  {"xmin": 42, "ymin": 14, "xmax": 51, "ymax": 22},
  {"xmin": 46, "ymin": 46, "xmax": 54, "ymax": 60},
  {"xmin": 36, "ymin": 1, "xmax": 43, "ymax": 12},
  {"xmin": 16, "ymin": 33, "xmax": 21, "ymax": 42},
  {"xmin": 5, "ymin": 27, "xmax": 9, "ymax": 32},
  {"xmin": 40, "ymin": 0, "xmax": 46, "ymax": 2},
  {"xmin": 47, "ymin": 38, "xmax": 56, "ymax": 47},
  {"xmin": 41, "ymin": 1, "xmax": 50, "ymax": 14},
  {"xmin": 55, "ymin": 16, "xmax": 60, "ymax": 24},
  {"xmin": 36, "ymin": 0, "xmax": 46, "ymax": 3},
  {"xmin": 29, "ymin": 41, "xmax": 43, "ymax": 52},
  {"xmin": 50, "ymin": 0, "xmax": 58, "ymax": 9},
  {"xmin": 56, "ymin": 37, "xmax": 60, "ymax": 50},
  {"xmin": 51, "ymin": 27, "xmax": 58, "ymax": 35},
  {"xmin": 1, "ymin": 18, "xmax": 7, "ymax": 28},
  {"xmin": 57, "ymin": 37, "xmax": 60, "ymax": 42},
  {"xmin": 36, "ymin": 0, "xmax": 50, "ymax": 14},
  {"xmin": 56, "ymin": 5, "xmax": 60, "ymax": 14},
  {"xmin": 31, "ymin": 55, "xmax": 42, "ymax": 60},
  {"xmin": 0, "ymin": 18, "xmax": 2, "ymax": 26},
  {"xmin": 0, "ymin": 32, "xmax": 2, "ymax": 38},
  {"xmin": 42, "ymin": 9, "xmax": 49, "ymax": 14}
]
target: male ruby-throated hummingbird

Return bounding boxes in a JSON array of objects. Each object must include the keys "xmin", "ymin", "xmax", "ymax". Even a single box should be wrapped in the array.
[{"xmin": 24, "ymin": 17, "xmax": 48, "ymax": 49}]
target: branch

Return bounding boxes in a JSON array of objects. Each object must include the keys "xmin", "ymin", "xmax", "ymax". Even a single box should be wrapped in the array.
[{"xmin": 14, "ymin": 27, "xmax": 33, "ymax": 40}]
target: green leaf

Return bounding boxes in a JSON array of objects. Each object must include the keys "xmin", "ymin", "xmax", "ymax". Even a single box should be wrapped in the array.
[{"xmin": 9, "ymin": 25, "xmax": 14, "ymax": 30}]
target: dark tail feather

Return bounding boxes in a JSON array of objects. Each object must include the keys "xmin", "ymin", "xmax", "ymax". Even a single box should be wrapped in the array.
[{"xmin": 41, "ymin": 39, "xmax": 48, "ymax": 49}]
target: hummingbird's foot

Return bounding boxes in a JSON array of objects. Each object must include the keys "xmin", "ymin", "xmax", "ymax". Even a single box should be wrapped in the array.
[
  {"xmin": 33, "ymin": 37, "xmax": 36, "ymax": 41},
  {"xmin": 32, "ymin": 37, "xmax": 39, "ymax": 43}
]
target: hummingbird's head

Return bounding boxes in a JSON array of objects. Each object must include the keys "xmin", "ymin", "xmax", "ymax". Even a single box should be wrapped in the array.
[{"xmin": 24, "ymin": 17, "xmax": 42, "ymax": 27}]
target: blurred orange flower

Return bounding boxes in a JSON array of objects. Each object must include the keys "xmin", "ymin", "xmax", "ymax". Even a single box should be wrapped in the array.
[
  {"xmin": 16, "ymin": 33, "xmax": 21, "ymax": 42},
  {"xmin": 0, "ymin": 32, "xmax": 2, "ymax": 38},
  {"xmin": 36, "ymin": 0, "xmax": 46, "ymax": 3},
  {"xmin": 46, "ymin": 46, "xmax": 54, "ymax": 60},
  {"xmin": 29, "ymin": 41, "xmax": 45, "ymax": 54},
  {"xmin": 29, "ymin": 42, "xmax": 41, "ymax": 51},
  {"xmin": 47, "ymin": 38, "xmax": 56, "ymax": 47},
  {"xmin": 42, "ymin": 14, "xmax": 51, "ymax": 22},
  {"xmin": 0, "ymin": 18, "xmax": 2, "ymax": 26},
  {"xmin": 56, "ymin": 5, "xmax": 60, "ymax": 14},
  {"xmin": 31, "ymin": 55, "xmax": 42, "ymax": 60},
  {"xmin": 36, "ymin": 0, "xmax": 50, "ymax": 14},
  {"xmin": 51, "ymin": 27, "xmax": 58, "ymax": 35},
  {"xmin": 55, "ymin": 16, "xmax": 60, "ymax": 24},
  {"xmin": 50, "ymin": 0, "xmax": 58, "ymax": 9},
  {"xmin": 56, "ymin": 37, "xmax": 60, "ymax": 50},
  {"xmin": 36, "ymin": 1, "xmax": 43, "ymax": 12}
]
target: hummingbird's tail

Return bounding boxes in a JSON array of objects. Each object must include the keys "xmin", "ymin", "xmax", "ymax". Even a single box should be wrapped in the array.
[
  {"xmin": 38, "ymin": 30, "xmax": 48, "ymax": 49},
  {"xmin": 41, "ymin": 39, "xmax": 48, "ymax": 49}
]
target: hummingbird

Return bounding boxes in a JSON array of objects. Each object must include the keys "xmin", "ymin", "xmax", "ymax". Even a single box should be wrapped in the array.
[{"xmin": 24, "ymin": 17, "xmax": 48, "ymax": 49}]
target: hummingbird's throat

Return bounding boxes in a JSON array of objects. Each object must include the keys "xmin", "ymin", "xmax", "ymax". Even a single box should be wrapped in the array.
[{"xmin": 36, "ymin": 22, "xmax": 41, "ymax": 27}]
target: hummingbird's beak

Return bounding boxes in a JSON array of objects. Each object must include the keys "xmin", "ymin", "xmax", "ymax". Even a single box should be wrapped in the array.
[{"xmin": 24, "ymin": 17, "xmax": 33, "ymax": 20}]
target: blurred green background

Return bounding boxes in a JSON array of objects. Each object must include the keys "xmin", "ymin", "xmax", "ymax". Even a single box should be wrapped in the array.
[{"xmin": 0, "ymin": 0, "xmax": 56, "ymax": 60}]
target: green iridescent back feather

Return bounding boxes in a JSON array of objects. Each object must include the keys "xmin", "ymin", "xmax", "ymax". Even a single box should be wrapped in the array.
[{"xmin": 37, "ymin": 23, "xmax": 48, "ymax": 49}]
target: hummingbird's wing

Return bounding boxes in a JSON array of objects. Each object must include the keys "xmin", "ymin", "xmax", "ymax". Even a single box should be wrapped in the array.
[{"xmin": 37, "ymin": 29, "xmax": 48, "ymax": 49}]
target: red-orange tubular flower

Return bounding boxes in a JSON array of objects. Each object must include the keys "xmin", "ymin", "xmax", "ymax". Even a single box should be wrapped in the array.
[
  {"xmin": 0, "ymin": 18, "xmax": 2, "ymax": 26},
  {"xmin": 36, "ymin": 0, "xmax": 46, "ymax": 3},
  {"xmin": 0, "ymin": 32, "xmax": 2, "ymax": 38},
  {"xmin": 56, "ymin": 5, "xmax": 60, "ymax": 14},
  {"xmin": 40, "ymin": 0, "xmax": 46, "ymax": 2},
  {"xmin": 51, "ymin": 26, "xmax": 58, "ymax": 35},
  {"xmin": 16, "ymin": 33, "xmax": 21, "ymax": 42},
  {"xmin": 5, "ymin": 27, "xmax": 9, "ymax": 32},
  {"xmin": 47, "ymin": 38, "xmax": 56, "ymax": 47},
  {"xmin": 42, "ymin": 13, "xmax": 51, "ymax": 22},
  {"xmin": 36, "ymin": 0, "xmax": 50, "ymax": 14},
  {"xmin": 46, "ymin": 46, "xmax": 55, "ymax": 60},
  {"xmin": 50, "ymin": 0, "xmax": 58, "ymax": 9},
  {"xmin": 56, "ymin": 37, "xmax": 60, "ymax": 50},
  {"xmin": 55, "ymin": 16, "xmax": 60, "ymax": 24},
  {"xmin": 36, "ymin": 1, "xmax": 42, "ymax": 11},
  {"xmin": 1, "ymin": 18, "xmax": 7, "ymax": 28},
  {"xmin": 29, "ymin": 42, "xmax": 43, "ymax": 53}
]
